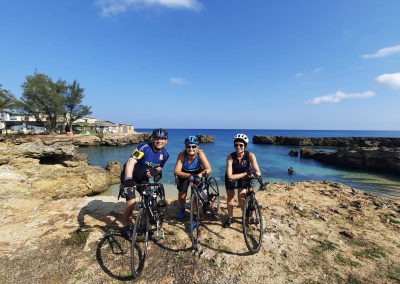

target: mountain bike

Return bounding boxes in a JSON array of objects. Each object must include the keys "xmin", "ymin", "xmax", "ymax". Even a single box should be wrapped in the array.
[
  {"xmin": 131, "ymin": 182, "xmax": 166, "ymax": 278},
  {"xmin": 189, "ymin": 172, "xmax": 219, "ymax": 249},
  {"xmin": 242, "ymin": 170, "xmax": 268, "ymax": 253}
]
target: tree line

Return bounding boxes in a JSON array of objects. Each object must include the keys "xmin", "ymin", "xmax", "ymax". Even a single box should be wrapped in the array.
[{"xmin": 0, "ymin": 70, "xmax": 92, "ymax": 134}]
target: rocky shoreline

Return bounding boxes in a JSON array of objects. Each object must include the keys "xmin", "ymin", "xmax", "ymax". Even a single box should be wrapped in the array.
[
  {"xmin": 253, "ymin": 135, "xmax": 400, "ymax": 148},
  {"xmin": 300, "ymin": 147, "xmax": 400, "ymax": 174},
  {"xmin": 0, "ymin": 132, "xmax": 151, "ymax": 147}
]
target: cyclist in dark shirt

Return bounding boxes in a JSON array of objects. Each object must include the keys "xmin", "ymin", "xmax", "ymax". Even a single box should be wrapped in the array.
[
  {"xmin": 174, "ymin": 136, "xmax": 212, "ymax": 230},
  {"xmin": 120, "ymin": 128, "xmax": 169, "ymax": 238},
  {"xmin": 224, "ymin": 134, "xmax": 261, "ymax": 228}
]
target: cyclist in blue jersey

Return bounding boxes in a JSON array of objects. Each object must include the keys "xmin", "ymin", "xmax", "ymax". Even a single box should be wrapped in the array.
[
  {"xmin": 223, "ymin": 134, "xmax": 261, "ymax": 228},
  {"xmin": 120, "ymin": 128, "xmax": 169, "ymax": 239},
  {"xmin": 174, "ymin": 136, "xmax": 212, "ymax": 230}
]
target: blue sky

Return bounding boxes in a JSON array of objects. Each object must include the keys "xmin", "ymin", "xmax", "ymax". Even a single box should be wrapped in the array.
[{"xmin": 1, "ymin": 0, "xmax": 400, "ymax": 130}]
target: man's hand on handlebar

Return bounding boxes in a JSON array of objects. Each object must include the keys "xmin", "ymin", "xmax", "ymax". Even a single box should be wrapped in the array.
[{"xmin": 147, "ymin": 168, "xmax": 159, "ymax": 178}]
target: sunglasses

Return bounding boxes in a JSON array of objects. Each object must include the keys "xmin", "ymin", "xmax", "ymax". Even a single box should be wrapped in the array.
[
  {"xmin": 234, "ymin": 143, "xmax": 245, "ymax": 148},
  {"xmin": 186, "ymin": 145, "xmax": 198, "ymax": 149}
]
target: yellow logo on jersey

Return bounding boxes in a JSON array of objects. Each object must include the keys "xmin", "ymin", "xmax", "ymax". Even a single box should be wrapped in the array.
[{"xmin": 159, "ymin": 154, "xmax": 163, "ymax": 160}]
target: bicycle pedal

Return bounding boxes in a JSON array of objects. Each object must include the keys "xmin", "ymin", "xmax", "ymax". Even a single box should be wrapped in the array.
[{"xmin": 157, "ymin": 231, "xmax": 164, "ymax": 239}]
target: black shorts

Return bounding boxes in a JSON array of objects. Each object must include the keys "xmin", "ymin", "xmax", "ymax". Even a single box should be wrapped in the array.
[
  {"xmin": 224, "ymin": 173, "xmax": 249, "ymax": 190},
  {"xmin": 123, "ymin": 187, "xmax": 136, "ymax": 201},
  {"xmin": 177, "ymin": 177, "xmax": 203, "ymax": 193}
]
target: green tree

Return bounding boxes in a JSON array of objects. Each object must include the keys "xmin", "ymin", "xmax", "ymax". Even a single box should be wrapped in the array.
[
  {"xmin": 20, "ymin": 71, "xmax": 68, "ymax": 134},
  {"xmin": 0, "ymin": 84, "xmax": 17, "ymax": 135},
  {"xmin": 63, "ymin": 80, "xmax": 92, "ymax": 132}
]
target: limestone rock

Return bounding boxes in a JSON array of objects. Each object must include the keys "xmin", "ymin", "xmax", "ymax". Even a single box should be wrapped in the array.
[
  {"xmin": 300, "ymin": 147, "xmax": 400, "ymax": 174},
  {"xmin": 105, "ymin": 161, "xmax": 123, "ymax": 184},
  {"xmin": 0, "ymin": 144, "xmax": 112, "ymax": 199},
  {"xmin": 253, "ymin": 136, "xmax": 400, "ymax": 147},
  {"xmin": 196, "ymin": 135, "xmax": 215, "ymax": 143}
]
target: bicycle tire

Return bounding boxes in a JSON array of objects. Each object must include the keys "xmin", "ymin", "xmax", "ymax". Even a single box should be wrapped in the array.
[
  {"xmin": 131, "ymin": 208, "xmax": 148, "ymax": 278},
  {"xmin": 242, "ymin": 196, "xmax": 263, "ymax": 253},
  {"xmin": 190, "ymin": 190, "xmax": 200, "ymax": 249},
  {"xmin": 207, "ymin": 177, "xmax": 219, "ymax": 215},
  {"xmin": 154, "ymin": 189, "xmax": 165, "ymax": 231}
]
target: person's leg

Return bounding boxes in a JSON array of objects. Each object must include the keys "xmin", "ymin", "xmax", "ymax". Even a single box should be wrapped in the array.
[
  {"xmin": 178, "ymin": 179, "xmax": 189, "ymax": 218},
  {"xmin": 178, "ymin": 191, "xmax": 187, "ymax": 206},
  {"xmin": 226, "ymin": 189, "xmax": 235, "ymax": 218},
  {"xmin": 238, "ymin": 188, "xmax": 246, "ymax": 210},
  {"xmin": 122, "ymin": 199, "xmax": 136, "ymax": 226}
]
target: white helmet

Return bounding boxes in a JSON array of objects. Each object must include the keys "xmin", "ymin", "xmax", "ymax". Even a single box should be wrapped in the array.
[{"xmin": 233, "ymin": 134, "xmax": 249, "ymax": 146}]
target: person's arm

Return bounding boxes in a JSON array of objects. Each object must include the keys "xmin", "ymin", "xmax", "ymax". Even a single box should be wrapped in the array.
[
  {"xmin": 174, "ymin": 152, "xmax": 191, "ymax": 178},
  {"xmin": 197, "ymin": 151, "xmax": 212, "ymax": 177},
  {"xmin": 226, "ymin": 154, "xmax": 247, "ymax": 180},
  {"xmin": 124, "ymin": 157, "xmax": 137, "ymax": 187},
  {"xmin": 249, "ymin": 152, "xmax": 261, "ymax": 177}
]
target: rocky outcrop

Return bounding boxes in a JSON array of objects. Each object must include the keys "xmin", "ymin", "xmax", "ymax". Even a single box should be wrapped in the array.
[
  {"xmin": 288, "ymin": 150, "xmax": 299, "ymax": 156},
  {"xmin": 197, "ymin": 135, "xmax": 215, "ymax": 143},
  {"xmin": 300, "ymin": 147, "xmax": 400, "ymax": 174},
  {"xmin": 0, "ymin": 132, "xmax": 151, "ymax": 147},
  {"xmin": 105, "ymin": 161, "xmax": 123, "ymax": 184},
  {"xmin": 0, "ymin": 144, "xmax": 121, "ymax": 199},
  {"xmin": 253, "ymin": 135, "xmax": 400, "ymax": 147}
]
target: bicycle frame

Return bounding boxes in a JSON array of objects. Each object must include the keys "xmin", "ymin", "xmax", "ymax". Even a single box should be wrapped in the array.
[{"xmin": 136, "ymin": 182, "xmax": 166, "ymax": 239}]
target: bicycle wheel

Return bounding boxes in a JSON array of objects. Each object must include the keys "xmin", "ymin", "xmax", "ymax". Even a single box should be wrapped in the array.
[
  {"xmin": 131, "ymin": 208, "xmax": 148, "ymax": 278},
  {"xmin": 154, "ymin": 189, "xmax": 165, "ymax": 231},
  {"xmin": 190, "ymin": 190, "xmax": 200, "ymax": 249},
  {"xmin": 208, "ymin": 177, "xmax": 219, "ymax": 215},
  {"xmin": 242, "ymin": 196, "xmax": 263, "ymax": 253}
]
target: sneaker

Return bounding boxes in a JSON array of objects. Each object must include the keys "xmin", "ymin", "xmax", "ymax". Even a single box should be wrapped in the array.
[
  {"xmin": 223, "ymin": 217, "xmax": 233, "ymax": 228},
  {"xmin": 178, "ymin": 206, "xmax": 185, "ymax": 219},
  {"xmin": 187, "ymin": 221, "xmax": 197, "ymax": 232},
  {"xmin": 121, "ymin": 226, "xmax": 132, "ymax": 239}
]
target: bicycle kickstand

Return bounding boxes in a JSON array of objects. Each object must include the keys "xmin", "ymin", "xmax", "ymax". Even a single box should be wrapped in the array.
[{"xmin": 156, "ymin": 223, "xmax": 164, "ymax": 239}]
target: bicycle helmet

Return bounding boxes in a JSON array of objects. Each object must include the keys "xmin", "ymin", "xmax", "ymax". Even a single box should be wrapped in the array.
[
  {"xmin": 233, "ymin": 133, "xmax": 249, "ymax": 146},
  {"xmin": 184, "ymin": 136, "xmax": 199, "ymax": 146},
  {"xmin": 151, "ymin": 128, "xmax": 168, "ymax": 139}
]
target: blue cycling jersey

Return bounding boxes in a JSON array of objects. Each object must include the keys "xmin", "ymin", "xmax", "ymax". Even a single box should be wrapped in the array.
[{"xmin": 125, "ymin": 142, "xmax": 169, "ymax": 183}]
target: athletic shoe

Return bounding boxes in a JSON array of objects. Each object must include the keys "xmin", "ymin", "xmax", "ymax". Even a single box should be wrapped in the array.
[
  {"xmin": 223, "ymin": 217, "xmax": 233, "ymax": 228},
  {"xmin": 121, "ymin": 226, "xmax": 132, "ymax": 239},
  {"xmin": 178, "ymin": 206, "xmax": 185, "ymax": 219},
  {"xmin": 187, "ymin": 221, "xmax": 197, "ymax": 232}
]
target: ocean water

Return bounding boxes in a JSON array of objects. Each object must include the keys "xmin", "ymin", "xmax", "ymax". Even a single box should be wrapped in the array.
[{"xmin": 77, "ymin": 129, "xmax": 400, "ymax": 199}]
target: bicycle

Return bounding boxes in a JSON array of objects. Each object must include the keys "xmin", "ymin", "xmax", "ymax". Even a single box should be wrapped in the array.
[
  {"xmin": 130, "ymin": 181, "xmax": 166, "ymax": 278},
  {"xmin": 242, "ymin": 169, "xmax": 268, "ymax": 253},
  {"xmin": 188, "ymin": 172, "xmax": 219, "ymax": 250}
]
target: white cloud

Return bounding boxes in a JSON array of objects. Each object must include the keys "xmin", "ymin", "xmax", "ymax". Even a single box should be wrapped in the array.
[
  {"xmin": 374, "ymin": 73, "xmax": 400, "ymax": 89},
  {"xmin": 305, "ymin": 91, "xmax": 375, "ymax": 104},
  {"xmin": 96, "ymin": 0, "xmax": 203, "ymax": 17},
  {"xmin": 170, "ymin": 77, "xmax": 189, "ymax": 85},
  {"xmin": 295, "ymin": 73, "xmax": 303, "ymax": 78},
  {"xmin": 312, "ymin": 68, "xmax": 322, "ymax": 73},
  {"xmin": 363, "ymin": 44, "xmax": 400, "ymax": 59}
]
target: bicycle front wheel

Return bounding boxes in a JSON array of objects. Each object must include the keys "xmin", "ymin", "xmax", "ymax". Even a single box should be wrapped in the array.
[
  {"xmin": 190, "ymin": 190, "xmax": 200, "ymax": 249},
  {"xmin": 208, "ymin": 177, "xmax": 219, "ymax": 215},
  {"xmin": 131, "ymin": 208, "xmax": 148, "ymax": 278},
  {"xmin": 242, "ymin": 196, "xmax": 263, "ymax": 253}
]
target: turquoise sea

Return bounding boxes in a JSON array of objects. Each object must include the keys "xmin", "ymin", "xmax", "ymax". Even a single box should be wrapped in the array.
[{"xmin": 77, "ymin": 129, "xmax": 400, "ymax": 199}]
